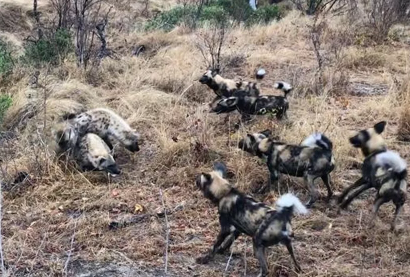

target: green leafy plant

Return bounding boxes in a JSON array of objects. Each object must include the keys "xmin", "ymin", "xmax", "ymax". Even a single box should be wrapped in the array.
[
  {"xmin": 0, "ymin": 40, "xmax": 14, "ymax": 76},
  {"xmin": 0, "ymin": 94, "xmax": 12, "ymax": 124}
]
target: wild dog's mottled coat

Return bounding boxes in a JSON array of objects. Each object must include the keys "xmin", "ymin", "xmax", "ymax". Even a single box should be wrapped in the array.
[
  {"xmin": 338, "ymin": 121, "xmax": 407, "ymax": 231},
  {"xmin": 64, "ymin": 108, "xmax": 141, "ymax": 152},
  {"xmin": 210, "ymin": 82, "xmax": 292, "ymax": 121},
  {"xmin": 239, "ymin": 131, "xmax": 334, "ymax": 207},
  {"xmin": 199, "ymin": 68, "xmax": 260, "ymax": 98},
  {"xmin": 74, "ymin": 133, "xmax": 121, "ymax": 175},
  {"xmin": 195, "ymin": 162, "xmax": 307, "ymax": 276}
]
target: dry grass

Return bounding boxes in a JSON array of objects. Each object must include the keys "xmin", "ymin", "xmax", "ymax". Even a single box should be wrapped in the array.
[{"xmin": 1, "ymin": 2, "xmax": 410, "ymax": 277}]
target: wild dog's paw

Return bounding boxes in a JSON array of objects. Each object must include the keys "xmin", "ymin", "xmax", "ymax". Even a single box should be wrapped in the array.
[{"xmin": 196, "ymin": 255, "xmax": 211, "ymax": 264}]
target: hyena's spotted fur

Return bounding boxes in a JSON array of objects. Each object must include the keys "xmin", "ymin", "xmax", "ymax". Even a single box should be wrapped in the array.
[
  {"xmin": 74, "ymin": 133, "xmax": 121, "ymax": 175},
  {"xmin": 338, "ymin": 121, "xmax": 408, "ymax": 231},
  {"xmin": 195, "ymin": 162, "xmax": 307, "ymax": 276},
  {"xmin": 199, "ymin": 68, "xmax": 260, "ymax": 98},
  {"xmin": 64, "ymin": 108, "xmax": 141, "ymax": 152}
]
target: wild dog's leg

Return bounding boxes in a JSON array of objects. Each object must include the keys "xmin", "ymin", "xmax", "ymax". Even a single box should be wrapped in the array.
[
  {"xmin": 321, "ymin": 174, "xmax": 333, "ymax": 202},
  {"xmin": 391, "ymin": 201, "xmax": 404, "ymax": 231},
  {"xmin": 216, "ymin": 230, "xmax": 241, "ymax": 254},
  {"xmin": 305, "ymin": 174, "xmax": 319, "ymax": 208},
  {"xmin": 283, "ymin": 237, "xmax": 301, "ymax": 273},
  {"xmin": 337, "ymin": 177, "xmax": 365, "ymax": 204},
  {"xmin": 339, "ymin": 183, "xmax": 372, "ymax": 210},
  {"xmin": 196, "ymin": 224, "xmax": 233, "ymax": 264},
  {"xmin": 369, "ymin": 196, "xmax": 388, "ymax": 227},
  {"xmin": 253, "ymin": 242, "xmax": 268, "ymax": 277},
  {"xmin": 261, "ymin": 167, "xmax": 279, "ymax": 193}
]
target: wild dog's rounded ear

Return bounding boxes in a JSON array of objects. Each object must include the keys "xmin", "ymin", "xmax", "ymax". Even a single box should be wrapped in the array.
[
  {"xmin": 213, "ymin": 162, "xmax": 227, "ymax": 178},
  {"xmin": 247, "ymin": 134, "xmax": 255, "ymax": 143},
  {"xmin": 374, "ymin": 121, "xmax": 387, "ymax": 134},
  {"xmin": 260, "ymin": 129, "xmax": 272, "ymax": 137},
  {"xmin": 225, "ymin": 97, "xmax": 238, "ymax": 107}
]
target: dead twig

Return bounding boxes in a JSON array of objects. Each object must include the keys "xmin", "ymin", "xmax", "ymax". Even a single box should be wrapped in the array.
[
  {"xmin": 159, "ymin": 189, "xmax": 170, "ymax": 275},
  {"xmin": 63, "ymin": 218, "xmax": 79, "ymax": 275},
  {"xmin": 0, "ymin": 182, "xmax": 5, "ymax": 274},
  {"xmin": 224, "ymin": 242, "xmax": 234, "ymax": 274}
]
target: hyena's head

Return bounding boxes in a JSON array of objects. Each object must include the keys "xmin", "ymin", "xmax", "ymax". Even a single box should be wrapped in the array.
[
  {"xmin": 199, "ymin": 68, "xmax": 220, "ymax": 85},
  {"xmin": 209, "ymin": 96, "xmax": 238, "ymax": 114},
  {"xmin": 94, "ymin": 154, "xmax": 121, "ymax": 176},
  {"xmin": 238, "ymin": 130, "xmax": 272, "ymax": 158},
  {"xmin": 123, "ymin": 130, "xmax": 141, "ymax": 152},
  {"xmin": 349, "ymin": 121, "xmax": 387, "ymax": 157},
  {"xmin": 196, "ymin": 162, "xmax": 231, "ymax": 205}
]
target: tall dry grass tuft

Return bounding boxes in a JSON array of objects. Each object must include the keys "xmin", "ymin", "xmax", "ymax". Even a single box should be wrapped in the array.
[{"xmin": 397, "ymin": 78, "xmax": 410, "ymax": 141}]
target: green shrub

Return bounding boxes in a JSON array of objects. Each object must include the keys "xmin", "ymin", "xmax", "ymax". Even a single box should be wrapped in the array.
[
  {"xmin": 247, "ymin": 5, "xmax": 282, "ymax": 26},
  {"xmin": 145, "ymin": 1, "xmax": 284, "ymax": 32},
  {"xmin": 0, "ymin": 40, "xmax": 13, "ymax": 76},
  {"xmin": 145, "ymin": 6, "xmax": 197, "ymax": 32},
  {"xmin": 23, "ymin": 29, "xmax": 73, "ymax": 65},
  {"xmin": 0, "ymin": 94, "xmax": 12, "ymax": 124}
]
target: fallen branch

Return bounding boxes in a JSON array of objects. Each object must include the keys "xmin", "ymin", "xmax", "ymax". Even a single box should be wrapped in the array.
[
  {"xmin": 0, "ymin": 180, "xmax": 5, "ymax": 274},
  {"xmin": 224, "ymin": 243, "xmax": 234, "ymax": 273},
  {"xmin": 159, "ymin": 189, "xmax": 170, "ymax": 275}
]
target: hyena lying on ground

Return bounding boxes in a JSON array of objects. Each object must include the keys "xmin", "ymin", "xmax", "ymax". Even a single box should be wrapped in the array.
[
  {"xmin": 338, "ymin": 121, "xmax": 407, "ymax": 231},
  {"xmin": 73, "ymin": 133, "xmax": 121, "ymax": 176},
  {"xmin": 63, "ymin": 108, "xmax": 141, "ymax": 153},
  {"xmin": 199, "ymin": 68, "xmax": 260, "ymax": 98},
  {"xmin": 209, "ymin": 81, "xmax": 293, "ymax": 121},
  {"xmin": 239, "ymin": 130, "xmax": 335, "ymax": 207},
  {"xmin": 195, "ymin": 162, "xmax": 308, "ymax": 276}
]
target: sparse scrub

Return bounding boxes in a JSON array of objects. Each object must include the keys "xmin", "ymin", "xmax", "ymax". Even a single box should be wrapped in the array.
[
  {"xmin": 23, "ymin": 29, "xmax": 73, "ymax": 65},
  {"xmin": 0, "ymin": 95, "xmax": 12, "ymax": 125},
  {"xmin": 0, "ymin": 40, "xmax": 14, "ymax": 77},
  {"xmin": 398, "ymin": 79, "xmax": 410, "ymax": 141}
]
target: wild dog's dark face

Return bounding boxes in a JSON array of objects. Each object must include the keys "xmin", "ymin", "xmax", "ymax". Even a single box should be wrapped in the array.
[
  {"xmin": 55, "ymin": 124, "xmax": 79, "ymax": 151},
  {"xmin": 209, "ymin": 96, "xmax": 238, "ymax": 114},
  {"xmin": 199, "ymin": 69, "xmax": 219, "ymax": 84},
  {"xmin": 349, "ymin": 121, "xmax": 386, "ymax": 156},
  {"xmin": 196, "ymin": 162, "xmax": 231, "ymax": 204},
  {"xmin": 238, "ymin": 130, "xmax": 271, "ymax": 157},
  {"xmin": 124, "ymin": 130, "xmax": 141, "ymax": 152}
]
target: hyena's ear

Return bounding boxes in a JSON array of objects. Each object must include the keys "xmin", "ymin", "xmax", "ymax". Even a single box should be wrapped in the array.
[
  {"xmin": 99, "ymin": 158, "xmax": 107, "ymax": 165},
  {"xmin": 374, "ymin": 121, "xmax": 387, "ymax": 134}
]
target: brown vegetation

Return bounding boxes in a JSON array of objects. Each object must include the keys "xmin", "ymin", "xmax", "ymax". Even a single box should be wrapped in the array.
[{"xmin": 0, "ymin": 0, "xmax": 410, "ymax": 276}]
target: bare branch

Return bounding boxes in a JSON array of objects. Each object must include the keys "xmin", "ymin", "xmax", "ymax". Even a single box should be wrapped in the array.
[{"xmin": 159, "ymin": 189, "xmax": 170, "ymax": 274}]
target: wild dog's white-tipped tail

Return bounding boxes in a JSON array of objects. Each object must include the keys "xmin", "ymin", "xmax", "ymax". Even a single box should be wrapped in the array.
[
  {"xmin": 375, "ymin": 151, "xmax": 407, "ymax": 173},
  {"xmin": 256, "ymin": 68, "xmax": 266, "ymax": 79},
  {"xmin": 274, "ymin": 81, "xmax": 293, "ymax": 93},
  {"xmin": 301, "ymin": 132, "xmax": 333, "ymax": 151},
  {"xmin": 276, "ymin": 193, "xmax": 308, "ymax": 215}
]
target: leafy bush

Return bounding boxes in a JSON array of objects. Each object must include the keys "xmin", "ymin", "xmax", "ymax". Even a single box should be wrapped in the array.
[
  {"xmin": 247, "ymin": 5, "xmax": 282, "ymax": 26},
  {"xmin": 0, "ymin": 40, "xmax": 14, "ymax": 76},
  {"xmin": 23, "ymin": 29, "xmax": 73, "ymax": 65},
  {"xmin": 145, "ymin": 1, "xmax": 284, "ymax": 31},
  {"xmin": 0, "ymin": 95, "xmax": 12, "ymax": 124}
]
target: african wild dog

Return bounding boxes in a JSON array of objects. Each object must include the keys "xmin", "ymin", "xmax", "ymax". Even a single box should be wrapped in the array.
[
  {"xmin": 209, "ymin": 81, "xmax": 293, "ymax": 121},
  {"xmin": 199, "ymin": 68, "xmax": 260, "ymax": 98},
  {"xmin": 338, "ymin": 121, "xmax": 407, "ymax": 231},
  {"xmin": 73, "ymin": 133, "xmax": 121, "ymax": 176},
  {"xmin": 195, "ymin": 162, "xmax": 307, "ymax": 276},
  {"xmin": 238, "ymin": 130, "xmax": 335, "ymax": 207},
  {"xmin": 63, "ymin": 108, "xmax": 141, "ymax": 153}
]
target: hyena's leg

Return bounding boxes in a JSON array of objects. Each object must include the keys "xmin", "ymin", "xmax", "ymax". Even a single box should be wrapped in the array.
[
  {"xmin": 305, "ymin": 174, "xmax": 319, "ymax": 208},
  {"xmin": 253, "ymin": 242, "xmax": 268, "ymax": 277},
  {"xmin": 216, "ymin": 230, "xmax": 241, "ymax": 254},
  {"xmin": 283, "ymin": 237, "xmax": 301, "ymax": 273},
  {"xmin": 321, "ymin": 174, "xmax": 333, "ymax": 202},
  {"xmin": 391, "ymin": 201, "xmax": 404, "ymax": 231},
  {"xmin": 337, "ymin": 177, "xmax": 365, "ymax": 204},
  {"xmin": 339, "ymin": 182, "xmax": 372, "ymax": 210},
  {"xmin": 196, "ymin": 228, "xmax": 233, "ymax": 264}
]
